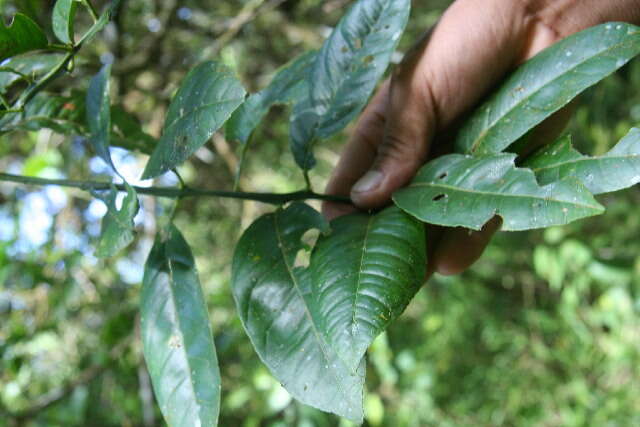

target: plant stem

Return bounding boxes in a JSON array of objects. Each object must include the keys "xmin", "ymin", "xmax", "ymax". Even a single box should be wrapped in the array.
[
  {"xmin": 0, "ymin": 173, "xmax": 352, "ymax": 205},
  {"xmin": 82, "ymin": 0, "xmax": 100, "ymax": 22}
]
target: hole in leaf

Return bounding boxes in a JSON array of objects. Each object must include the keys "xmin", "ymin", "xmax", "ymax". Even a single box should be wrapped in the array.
[
  {"xmin": 354, "ymin": 38, "xmax": 362, "ymax": 49},
  {"xmin": 294, "ymin": 249, "xmax": 311, "ymax": 268},
  {"xmin": 432, "ymin": 194, "xmax": 447, "ymax": 201},
  {"xmin": 437, "ymin": 172, "xmax": 447, "ymax": 179},
  {"xmin": 294, "ymin": 229, "xmax": 321, "ymax": 268}
]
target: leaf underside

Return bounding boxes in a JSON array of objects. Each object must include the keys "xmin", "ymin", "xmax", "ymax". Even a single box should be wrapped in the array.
[
  {"xmin": 290, "ymin": 0, "xmax": 411, "ymax": 170},
  {"xmin": 454, "ymin": 22, "xmax": 640, "ymax": 155},
  {"xmin": 231, "ymin": 203, "xmax": 365, "ymax": 422},
  {"xmin": 393, "ymin": 153, "xmax": 604, "ymax": 231},
  {"xmin": 142, "ymin": 61, "xmax": 245, "ymax": 179},
  {"xmin": 309, "ymin": 206, "xmax": 426, "ymax": 372},
  {"xmin": 141, "ymin": 224, "xmax": 221, "ymax": 427},
  {"xmin": 525, "ymin": 128, "xmax": 640, "ymax": 195}
]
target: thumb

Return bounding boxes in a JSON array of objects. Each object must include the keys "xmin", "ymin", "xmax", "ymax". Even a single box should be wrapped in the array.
[{"xmin": 350, "ymin": 45, "xmax": 437, "ymax": 208}]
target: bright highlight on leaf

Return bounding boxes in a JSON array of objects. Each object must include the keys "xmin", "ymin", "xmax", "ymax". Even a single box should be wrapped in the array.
[
  {"xmin": 142, "ymin": 61, "xmax": 246, "ymax": 179},
  {"xmin": 309, "ymin": 206, "xmax": 426, "ymax": 372},
  {"xmin": 231, "ymin": 203, "xmax": 365, "ymax": 422},
  {"xmin": 454, "ymin": 22, "xmax": 640, "ymax": 155},
  {"xmin": 525, "ymin": 128, "xmax": 640, "ymax": 195},
  {"xmin": 0, "ymin": 53, "xmax": 64, "ymax": 93},
  {"xmin": 393, "ymin": 153, "xmax": 605, "ymax": 231},
  {"xmin": 141, "ymin": 224, "xmax": 221, "ymax": 427},
  {"xmin": 290, "ymin": 0, "xmax": 411, "ymax": 170},
  {"xmin": 0, "ymin": 14, "xmax": 48, "ymax": 61}
]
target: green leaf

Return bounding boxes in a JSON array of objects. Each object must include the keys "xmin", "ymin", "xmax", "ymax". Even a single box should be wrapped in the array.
[
  {"xmin": 141, "ymin": 224, "xmax": 221, "ymax": 427},
  {"xmin": 525, "ymin": 129, "xmax": 640, "ymax": 195},
  {"xmin": 393, "ymin": 153, "xmax": 604, "ymax": 231},
  {"xmin": 290, "ymin": 0, "xmax": 411, "ymax": 170},
  {"xmin": 94, "ymin": 183, "xmax": 138, "ymax": 258},
  {"xmin": 455, "ymin": 23, "xmax": 640, "ymax": 155},
  {"xmin": 309, "ymin": 206, "xmax": 425, "ymax": 372},
  {"xmin": 0, "ymin": 53, "xmax": 64, "ymax": 93},
  {"xmin": 86, "ymin": 64, "xmax": 115, "ymax": 172},
  {"xmin": 0, "ymin": 13, "xmax": 48, "ymax": 61},
  {"xmin": 142, "ymin": 61, "xmax": 246, "ymax": 179},
  {"xmin": 0, "ymin": 91, "xmax": 85, "ymax": 134},
  {"xmin": 225, "ymin": 51, "xmax": 315, "ymax": 145},
  {"xmin": 52, "ymin": 0, "xmax": 78, "ymax": 45},
  {"xmin": 231, "ymin": 203, "xmax": 365, "ymax": 422}
]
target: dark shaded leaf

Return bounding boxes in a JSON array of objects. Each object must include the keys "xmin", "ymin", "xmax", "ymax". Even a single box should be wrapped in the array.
[
  {"xmin": 141, "ymin": 224, "xmax": 221, "ymax": 427},
  {"xmin": 0, "ymin": 14, "xmax": 48, "ymax": 61},
  {"xmin": 111, "ymin": 105, "xmax": 156, "ymax": 154},
  {"xmin": 52, "ymin": 0, "xmax": 78, "ymax": 45},
  {"xmin": 455, "ymin": 23, "xmax": 640, "ymax": 155},
  {"xmin": 290, "ymin": 0, "xmax": 410, "ymax": 170},
  {"xmin": 94, "ymin": 183, "xmax": 138, "ymax": 258},
  {"xmin": 0, "ymin": 53, "xmax": 64, "ymax": 93},
  {"xmin": 525, "ymin": 129, "xmax": 640, "ymax": 194},
  {"xmin": 393, "ymin": 153, "xmax": 604, "ymax": 231},
  {"xmin": 226, "ymin": 51, "xmax": 315, "ymax": 145},
  {"xmin": 231, "ymin": 203, "xmax": 365, "ymax": 422},
  {"xmin": 309, "ymin": 206, "xmax": 425, "ymax": 372},
  {"xmin": 0, "ymin": 92, "xmax": 85, "ymax": 134},
  {"xmin": 86, "ymin": 64, "xmax": 115, "ymax": 171},
  {"xmin": 142, "ymin": 61, "xmax": 245, "ymax": 179}
]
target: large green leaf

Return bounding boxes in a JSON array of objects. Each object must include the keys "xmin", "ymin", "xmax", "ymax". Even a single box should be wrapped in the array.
[
  {"xmin": 142, "ymin": 61, "xmax": 246, "ymax": 179},
  {"xmin": 94, "ymin": 184, "xmax": 139, "ymax": 258},
  {"xmin": 86, "ymin": 64, "xmax": 115, "ymax": 171},
  {"xmin": 525, "ymin": 129, "xmax": 640, "ymax": 195},
  {"xmin": 225, "ymin": 51, "xmax": 315, "ymax": 145},
  {"xmin": 52, "ymin": 0, "xmax": 78, "ymax": 45},
  {"xmin": 393, "ymin": 153, "xmax": 604, "ymax": 231},
  {"xmin": 309, "ymin": 206, "xmax": 425, "ymax": 372},
  {"xmin": 141, "ymin": 224, "xmax": 221, "ymax": 427},
  {"xmin": 0, "ymin": 13, "xmax": 48, "ymax": 61},
  {"xmin": 0, "ymin": 53, "xmax": 64, "ymax": 93},
  {"xmin": 231, "ymin": 203, "xmax": 365, "ymax": 422},
  {"xmin": 290, "ymin": 0, "xmax": 410, "ymax": 170},
  {"xmin": 455, "ymin": 23, "xmax": 640, "ymax": 155}
]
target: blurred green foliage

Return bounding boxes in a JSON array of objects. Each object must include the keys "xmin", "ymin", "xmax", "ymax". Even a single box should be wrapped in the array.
[{"xmin": 0, "ymin": 0, "xmax": 639, "ymax": 426}]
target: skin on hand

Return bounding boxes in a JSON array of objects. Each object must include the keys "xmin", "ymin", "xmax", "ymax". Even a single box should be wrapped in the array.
[{"xmin": 322, "ymin": 0, "xmax": 640, "ymax": 278}]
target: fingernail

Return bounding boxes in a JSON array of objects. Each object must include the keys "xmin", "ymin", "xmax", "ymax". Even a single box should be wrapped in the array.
[{"xmin": 352, "ymin": 170, "xmax": 383, "ymax": 194}]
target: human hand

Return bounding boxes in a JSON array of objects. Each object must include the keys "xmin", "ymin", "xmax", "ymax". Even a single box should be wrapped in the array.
[{"xmin": 323, "ymin": 0, "xmax": 640, "ymax": 278}]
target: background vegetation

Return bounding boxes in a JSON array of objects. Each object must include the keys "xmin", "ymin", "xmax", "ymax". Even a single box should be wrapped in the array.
[{"xmin": 1, "ymin": 0, "xmax": 639, "ymax": 425}]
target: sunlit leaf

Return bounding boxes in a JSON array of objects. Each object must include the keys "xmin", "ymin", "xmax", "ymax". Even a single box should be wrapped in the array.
[
  {"xmin": 141, "ymin": 224, "xmax": 221, "ymax": 427},
  {"xmin": 94, "ymin": 183, "xmax": 138, "ymax": 258},
  {"xmin": 309, "ymin": 206, "xmax": 425, "ymax": 372},
  {"xmin": 393, "ymin": 153, "xmax": 604, "ymax": 231},
  {"xmin": 525, "ymin": 129, "xmax": 640, "ymax": 195},
  {"xmin": 290, "ymin": 0, "xmax": 410, "ymax": 170},
  {"xmin": 52, "ymin": 0, "xmax": 78, "ymax": 45},
  {"xmin": 0, "ymin": 53, "xmax": 64, "ymax": 93},
  {"xmin": 0, "ymin": 13, "xmax": 48, "ymax": 61},
  {"xmin": 232, "ymin": 203, "xmax": 365, "ymax": 422},
  {"xmin": 142, "ymin": 61, "xmax": 245, "ymax": 179},
  {"xmin": 225, "ymin": 51, "xmax": 315, "ymax": 145},
  {"xmin": 455, "ymin": 23, "xmax": 640, "ymax": 155}
]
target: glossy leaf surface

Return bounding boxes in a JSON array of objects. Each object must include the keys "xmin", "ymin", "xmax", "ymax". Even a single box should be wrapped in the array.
[
  {"xmin": 0, "ymin": 53, "xmax": 64, "ymax": 93},
  {"xmin": 86, "ymin": 64, "xmax": 115, "ymax": 171},
  {"xmin": 290, "ymin": 0, "xmax": 410, "ymax": 170},
  {"xmin": 141, "ymin": 224, "xmax": 220, "ymax": 427},
  {"xmin": 52, "ymin": 0, "xmax": 78, "ymax": 44},
  {"xmin": 231, "ymin": 203, "xmax": 365, "ymax": 422},
  {"xmin": 0, "ymin": 92, "xmax": 85, "ymax": 135},
  {"xmin": 226, "ymin": 51, "xmax": 315, "ymax": 145},
  {"xmin": 310, "ymin": 206, "xmax": 425, "ymax": 372},
  {"xmin": 0, "ymin": 13, "xmax": 48, "ymax": 61},
  {"xmin": 94, "ymin": 184, "xmax": 139, "ymax": 258},
  {"xmin": 525, "ymin": 129, "xmax": 640, "ymax": 195},
  {"xmin": 455, "ymin": 23, "xmax": 640, "ymax": 155},
  {"xmin": 393, "ymin": 153, "xmax": 604, "ymax": 231},
  {"xmin": 142, "ymin": 61, "xmax": 245, "ymax": 179}
]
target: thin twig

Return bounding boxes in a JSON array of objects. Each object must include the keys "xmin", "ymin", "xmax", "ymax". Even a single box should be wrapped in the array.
[{"xmin": 0, "ymin": 172, "xmax": 352, "ymax": 205}]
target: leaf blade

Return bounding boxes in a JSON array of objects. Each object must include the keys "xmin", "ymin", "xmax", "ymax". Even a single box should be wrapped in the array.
[
  {"xmin": 94, "ymin": 183, "xmax": 139, "ymax": 258},
  {"xmin": 86, "ymin": 64, "xmax": 115, "ymax": 172},
  {"xmin": 0, "ymin": 14, "xmax": 48, "ymax": 61},
  {"xmin": 52, "ymin": 0, "xmax": 78, "ymax": 45},
  {"xmin": 231, "ymin": 203, "xmax": 365, "ymax": 422},
  {"xmin": 142, "ymin": 61, "xmax": 245, "ymax": 179},
  {"xmin": 454, "ymin": 23, "xmax": 640, "ymax": 155},
  {"xmin": 141, "ymin": 224, "xmax": 221, "ymax": 427},
  {"xmin": 393, "ymin": 153, "xmax": 604, "ymax": 231}
]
